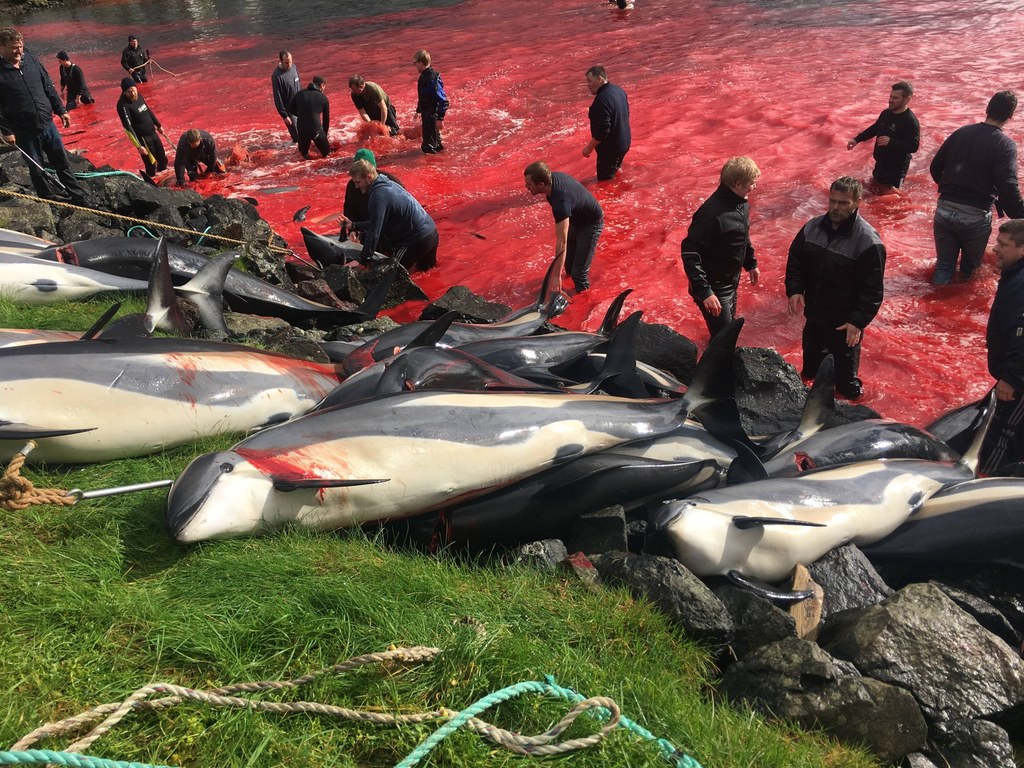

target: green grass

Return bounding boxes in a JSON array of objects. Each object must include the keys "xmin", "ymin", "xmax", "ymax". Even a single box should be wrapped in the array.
[{"xmin": 0, "ymin": 296, "xmax": 881, "ymax": 768}]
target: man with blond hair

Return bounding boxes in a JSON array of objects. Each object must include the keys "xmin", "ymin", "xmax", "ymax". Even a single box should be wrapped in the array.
[
  {"xmin": 413, "ymin": 49, "xmax": 448, "ymax": 154},
  {"xmin": 682, "ymin": 156, "xmax": 761, "ymax": 337},
  {"xmin": 340, "ymin": 158, "xmax": 438, "ymax": 271}
]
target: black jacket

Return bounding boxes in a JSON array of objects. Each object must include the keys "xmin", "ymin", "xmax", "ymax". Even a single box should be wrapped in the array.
[
  {"xmin": 588, "ymin": 82, "xmax": 631, "ymax": 155},
  {"xmin": 785, "ymin": 211, "xmax": 886, "ymax": 329},
  {"xmin": 174, "ymin": 130, "xmax": 218, "ymax": 184},
  {"xmin": 987, "ymin": 258, "xmax": 1024, "ymax": 390},
  {"xmin": 416, "ymin": 67, "xmax": 448, "ymax": 120},
  {"xmin": 59, "ymin": 63, "xmax": 89, "ymax": 95},
  {"xmin": 854, "ymin": 107, "xmax": 920, "ymax": 186},
  {"xmin": 117, "ymin": 92, "xmax": 161, "ymax": 137},
  {"xmin": 681, "ymin": 184, "xmax": 755, "ymax": 299},
  {"xmin": 0, "ymin": 49, "xmax": 64, "ymax": 134},
  {"xmin": 121, "ymin": 44, "xmax": 148, "ymax": 74},
  {"xmin": 930, "ymin": 122, "xmax": 1024, "ymax": 217},
  {"xmin": 289, "ymin": 84, "xmax": 329, "ymax": 139}
]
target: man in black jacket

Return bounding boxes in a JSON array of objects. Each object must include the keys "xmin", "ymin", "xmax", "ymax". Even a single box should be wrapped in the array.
[
  {"xmin": 981, "ymin": 219, "xmax": 1024, "ymax": 473},
  {"xmin": 583, "ymin": 65, "xmax": 630, "ymax": 180},
  {"xmin": 173, "ymin": 128, "xmax": 225, "ymax": 186},
  {"xmin": 847, "ymin": 80, "xmax": 919, "ymax": 192},
  {"xmin": 682, "ymin": 156, "xmax": 761, "ymax": 337},
  {"xmin": 55, "ymin": 50, "xmax": 94, "ymax": 110},
  {"xmin": 0, "ymin": 27, "xmax": 89, "ymax": 205},
  {"xmin": 786, "ymin": 177, "xmax": 886, "ymax": 401},
  {"xmin": 930, "ymin": 90, "xmax": 1024, "ymax": 284},
  {"xmin": 121, "ymin": 34, "xmax": 148, "ymax": 84},
  {"xmin": 289, "ymin": 76, "xmax": 330, "ymax": 159},
  {"xmin": 117, "ymin": 76, "xmax": 167, "ymax": 177}
]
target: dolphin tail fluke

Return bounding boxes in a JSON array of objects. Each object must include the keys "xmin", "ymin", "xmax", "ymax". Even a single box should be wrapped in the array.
[
  {"xmin": 588, "ymin": 310, "xmax": 648, "ymax": 397},
  {"xmin": 596, "ymin": 289, "xmax": 633, "ymax": 336},
  {"xmin": 692, "ymin": 399, "xmax": 762, "ymax": 458},
  {"xmin": 175, "ymin": 253, "xmax": 236, "ymax": 335},
  {"xmin": 727, "ymin": 570, "xmax": 816, "ymax": 604},
  {"xmin": 725, "ymin": 440, "xmax": 769, "ymax": 484},
  {"xmin": 731, "ymin": 516, "xmax": 826, "ymax": 530},
  {"xmin": 352, "ymin": 266, "xmax": 399, "ymax": 321},
  {"xmin": 960, "ymin": 389, "xmax": 998, "ymax": 475},
  {"xmin": 683, "ymin": 317, "xmax": 743, "ymax": 414},
  {"xmin": 271, "ymin": 477, "xmax": 389, "ymax": 492}
]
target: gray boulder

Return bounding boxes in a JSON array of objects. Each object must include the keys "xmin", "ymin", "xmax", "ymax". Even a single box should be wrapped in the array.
[{"xmin": 807, "ymin": 544, "xmax": 893, "ymax": 621}]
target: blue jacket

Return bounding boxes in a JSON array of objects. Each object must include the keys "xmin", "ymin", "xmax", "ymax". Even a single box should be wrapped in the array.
[
  {"xmin": 987, "ymin": 257, "xmax": 1024, "ymax": 389},
  {"xmin": 354, "ymin": 174, "xmax": 436, "ymax": 260},
  {"xmin": 0, "ymin": 48, "xmax": 64, "ymax": 134}
]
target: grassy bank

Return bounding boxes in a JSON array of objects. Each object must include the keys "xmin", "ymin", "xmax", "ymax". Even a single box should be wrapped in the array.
[{"xmin": 0, "ymin": 295, "xmax": 881, "ymax": 767}]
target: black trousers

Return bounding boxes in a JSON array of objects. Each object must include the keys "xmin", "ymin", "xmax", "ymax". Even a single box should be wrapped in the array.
[
  {"xmin": 394, "ymin": 229, "xmax": 439, "ymax": 272},
  {"xmin": 980, "ymin": 393, "xmax": 1024, "ymax": 474},
  {"xmin": 595, "ymin": 145, "xmax": 627, "ymax": 180},
  {"xmin": 139, "ymin": 132, "xmax": 167, "ymax": 176},
  {"xmin": 420, "ymin": 114, "xmax": 443, "ymax": 153},
  {"xmin": 298, "ymin": 131, "xmax": 330, "ymax": 159},
  {"xmin": 15, "ymin": 121, "xmax": 87, "ymax": 201},
  {"xmin": 801, "ymin": 319, "xmax": 861, "ymax": 395},
  {"xmin": 694, "ymin": 280, "xmax": 739, "ymax": 338}
]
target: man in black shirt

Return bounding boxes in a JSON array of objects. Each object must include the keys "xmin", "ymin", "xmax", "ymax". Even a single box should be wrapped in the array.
[
  {"xmin": 583, "ymin": 65, "xmax": 630, "ymax": 181},
  {"xmin": 121, "ymin": 34, "xmax": 148, "ymax": 84},
  {"xmin": 524, "ymin": 160, "xmax": 604, "ymax": 293},
  {"xmin": 289, "ymin": 75, "xmax": 330, "ymax": 159},
  {"xmin": 173, "ymin": 128, "xmax": 225, "ymax": 186},
  {"xmin": 117, "ymin": 76, "xmax": 167, "ymax": 177},
  {"xmin": 847, "ymin": 81, "xmax": 919, "ymax": 192},
  {"xmin": 55, "ymin": 50, "xmax": 94, "ymax": 110}
]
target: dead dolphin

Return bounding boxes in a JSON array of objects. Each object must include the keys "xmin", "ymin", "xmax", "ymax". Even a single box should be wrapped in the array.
[
  {"xmin": 0, "ymin": 227, "xmax": 55, "ymax": 256},
  {"xmin": 0, "ymin": 336, "xmax": 344, "ymax": 464},
  {"xmin": 293, "ymin": 205, "xmax": 311, "ymax": 223},
  {"xmin": 165, "ymin": 319, "xmax": 743, "ymax": 542},
  {"xmin": 0, "ymin": 252, "xmax": 152, "ymax": 304}
]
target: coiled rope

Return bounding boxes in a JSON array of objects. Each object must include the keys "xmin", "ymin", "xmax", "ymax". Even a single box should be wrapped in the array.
[
  {"xmin": 0, "ymin": 444, "xmax": 76, "ymax": 511},
  {"xmin": 7, "ymin": 646, "xmax": 704, "ymax": 768}
]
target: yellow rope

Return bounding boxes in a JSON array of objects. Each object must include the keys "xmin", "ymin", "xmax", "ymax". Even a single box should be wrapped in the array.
[
  {"xmin": 0, "ymin": 187, "xmax": 293, "ymax": 256},
  {"xmin": 0, "ymin": 450, "xmax": 76, "ymax": 511}
]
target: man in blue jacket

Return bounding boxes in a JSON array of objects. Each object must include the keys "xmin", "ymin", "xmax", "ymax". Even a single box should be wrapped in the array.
[
  {"xmin": 583, "ymin": 65, "xmax": 630, "ymax": 181},
  {"xmin": 0, "ymin": 27, "xmax": 89, "ymax": 205},
  {"xmin": 981, "ymin": 219, "xmax": 1024, "ymax": 473},
  {"xmin": 340, "ymin": 158, "xmax": 438, "ymax": 271}
]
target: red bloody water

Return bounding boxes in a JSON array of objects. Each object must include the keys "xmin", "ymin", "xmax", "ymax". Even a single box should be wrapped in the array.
[{"xmin": 17, "ymin": 0, "xmax": 1024, "ymax": 426}]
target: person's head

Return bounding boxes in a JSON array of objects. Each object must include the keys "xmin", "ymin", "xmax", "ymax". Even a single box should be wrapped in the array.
[
  {"xmin": 128, "ymin": 34, "xmax": 138, "ymax": 48},
  {"xmin": 121, "ymin": 76, "xmax": 138, "ymax": 99},
  {"xmin": 311, "ymin": 75, "xmax": 326, "ymax": 91},
  {"xmin": 349, "ymin": 158, "xmax": 379, "ymax": 193},
  {"xmin": 278, "ymin": 50, "xmax": 292, "ymax": 70},
  {"xmin": 827, "ymin": 176, "xmax": 862, "ymax": 227},
  {"xmin": 585, "ymin": 65, "xmax": 608, "ymax": 95},
  {"xmin": 56, "ymin": 50, "xmax": 71, "ymax": 67},
  {"xmin": 353, "ymin": 148, "xmax": 377, "ymax": 167},
  {"xmin": 720, "ymin": 156, "xmax": 760, "ymax": 199},
  {"xmin": 185, "ymin": 128, "xmax": 202, "ymax": 148},
  {"xmin": 524, "ymin": 161, "xmax": 553, "ymax": 195},
  {"xmin": 889, "ymin": 81, "xmax": 913, "ymax": 113},
  {"xmin": 0, "ymin": 27, "xmax": 25, "ymax": 66},
  {"xmin": 986, "ymin": 91, "xmax": 1018, "ymax": 124},
  {"xmin": 413, "ymin": 49, "xmax": 430, "ymax": 73},
  {"xmin": 348, "ymin": 74, "xmax": 366, "ymax": 94},
  {"xmin": 995, "ymin": 219, "xmax": 1024, "ymax": 271}
]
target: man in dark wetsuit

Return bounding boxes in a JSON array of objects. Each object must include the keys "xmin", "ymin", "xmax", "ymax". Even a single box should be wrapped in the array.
[
  {"xmin": 930, "ymin": 90, "xmax": 1024, "ymax": 285},
  {"xmin": 173, "ymin": 128, "xmax": 225, "ymax": 186},
  {"xmin": 342, "ymin": 148, "xmax": 403, "ymax": 238},
  {"xmin": 117, "ymin": 76, "xmax": 167, "ymax": 177},
  {"xmin": 121, "ymin": 34, "xmax": 148, "ymax": 84},
  {"xmin": 786, "ymin": 177, "xmax": 886, "ymax": 401},
  {"xmin": 980, "ymin": 219, "xmax": 1024, "ymax": 474},
  {"xmin": 339, "ymin": 158, "xmax": 438, "ymax": 271},
  {"xmin": 289, "ymin": 75, "xmax": 330, "ymax": 159},
  {"xmin": 0, "ymin": 27, "xmax": 90, "ymax": 206},
  {"xmin": 682, "ymin": 156, "xmax": 761, "ymax": 337},
  {"xmin": 524, "ymin": 160, "xmax": 604, "ymax": 293},
  {"xmin": 583, "ymin": 65, "xmax": 630, "ymax": 181},
  {"xmin": 271, "ymin": 50, "xmax": 300, "ymax": 143},
  {"xmin": 349, "ymin": 75, "xmax": 400, "ymax": 136},
  {"xmin": 55, "ymin": 51, "xmax": 94, "ymax": 110},
  {"xmin": 413, "ymin": 49, "xmax": 448, "ymax": 154},
  {"xmin": 847, "ymin": 80, "xmax": 919, "ymax": 192}
]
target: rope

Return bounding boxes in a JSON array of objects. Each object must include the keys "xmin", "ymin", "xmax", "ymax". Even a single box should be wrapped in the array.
[
  {"xmin": 0, "ymin": 750, "xmax": 176, "ymax": 768},
  {"xmin": 9, "ymin": 647, "xmax": 703, "ymax": 768},
  {"xmin": 0, "ymin": 449, "xmax": 76, "ymax": 511},
  {"xmin": 147, "ymin": 60, "xmax": 179, "ymax": 77},
  {"xmin": 0, "ymin": 187, "xmax": 292, "ymax": 256}
]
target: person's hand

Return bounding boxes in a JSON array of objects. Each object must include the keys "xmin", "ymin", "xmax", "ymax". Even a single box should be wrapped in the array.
[
  {"xmin": 61, "ymin": 113, "xmax": 71, "ymax": 128},
  {"xmin": 702, "ymin": 294, "xmax": 722, "ymax": 317},
  {"xmin": 138, "ymin": 146, "xmax": 149, "ymax": 157},
  {"xmin": 876, "ymin": 136, "xmax": 890, "ymax": 147},
  {"xmin": 582, "ymin": 144, "xmax": 592, "ymax": 158},
  {"xmin": 2, "ymin": 133, "xmax": 15, "ymax": 145},
  {"xmin": 436, "ymin": 118, "xmax": 444, "ymax": 131},
  {"xmin": 846, "ymin": 139, "xmax": 856, "ymax": 150},
  {"xmin": 836, "ymin": 322, "xmax": 862, "ymax": 346},
  {"xmin": 748, "ymin": 266, "xmax": 760, "ymax": 286},
  {"xmin": 996, "ymin": 379, "xmax": 1017, "ymax": 401},
  {"xmin": 788, "ymin": 294, "xmax": 805, "ymax": 316}
]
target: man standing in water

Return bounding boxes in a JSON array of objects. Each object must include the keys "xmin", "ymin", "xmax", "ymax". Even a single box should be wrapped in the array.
[
  {"xmin": 980, "ymin": 219, "xmax": 1024, "ymax": 473},
  {"xmin": 289, "ymin": 75, "xmax": 331, "ymax": 159},
  {"xmin": 413, "ymin": 49, "xmax": 448, "ymax": 154},
  {"xmin": 930, "ymin": 90, "xmax": 1024, "ymax": 284},
  {"xmin": 121, "ymin": 34, "xmax": 148, "ymax": 84},
  {"xmin": 0, "ymin": 27, "xmax": 90, "ymax": 206},
  {"xmin": 117, "ymin": 76, "xmax": 168, "ymax": 177},
  {"xmin": 682, "ymin": 156, "xmax": 761, "ymax": 337},
  {"xmin": 786, "ymin": 177, "xmax": 886, "ymax": 401},
  {"xmin": 582, "ymin": 65, "xmax": 630, "ymax": 181},
  {"xmin": 348, "ymin": 75, "xmax": 400, "ymax": 136},
  {"xmin": 524, "ymin": 160, "xmax": 604, "ymax": 293},
  {"xmin": 271, "ymin": 50, "xmax": 300, "ymax": 143},
  {"xmin": 55, "ymin": 51, "xmax": 94, "ymax": 110},
  {"xmin": 846, "ymin": 81, "xmax": 919, "ymax": 193}
]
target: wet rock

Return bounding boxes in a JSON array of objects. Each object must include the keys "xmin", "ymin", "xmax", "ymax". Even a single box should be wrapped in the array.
[
  {"xmin": 635, "ymin": 321, "xmax": 697, "ymax": 384},
  {"xmin": 925, "ymin": 718, "xmax": 1016, "ymax": 768},
  {"xmin": 807, "ymin": 544, "xmax": 893, "ymax": 621},
  {"xmin": 419, "ymin": 284, "xmax": 510, "ymax": 322},
  {"xmin": 507, "ymin": 539, "xmax": 569, "ymax": 571},
  {"xmin": 322, "ymin": 262, "xmax": 426, "ymax": 309},
  {"xmin": 0, "ymin": 196, "xmax": 57, "ymax": 239},
  {"xmin": 931, "ymin": 580, "xmax": 1022, "ymax": 652},
  {"xmin": 719, "ymin": 637, "xmax": 927, "ymax": 762},
  {"xmin": 589, "ymin": 551, "xmax": 733, "ymax": 648},
  {"xmin": 293, "ymin": 279, "xmax": 355, "ymax": 310},
  {"xmin": 566, "ymin": 505, "xmax": 627, "ymax": 555},
  {"xmin": 712, "ymin": 584, "xmax": 797, "ymax": 661},
  {"xmin": 820, "ymin": 583, "xmax": 1024, "ymax": 722}
]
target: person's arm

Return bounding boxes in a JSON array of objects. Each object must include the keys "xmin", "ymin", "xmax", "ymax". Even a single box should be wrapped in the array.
[
  {"xmin": 785, "ymin": 229, "xmax": 807, "ymax": 316},
  {"xmin": 680, "ymin": 211, "xmax": 716, "ymax": 303},
  {"xmin": 995, "ymin": 143, "xmax": 1024, "ymax": 219},
  {"xmin": 584, "ymin": 93, "xmax": 610, "ymax": 156},
  {"xmin": 845, "ymin": 243, "xmax": 886, "ymax": 341},
  {"xmin": 359, "ymin": 187, "xmax": 385, "ymax": 260},
  {"xmin": 552, "ymin": 217, "xmax": 569, "ymax": 277},
  {"xmin": 121, "ymin": 48, "xmax": 132, "ymax": 73},
  {"xmin": 848, "ymin": 115, "xmax": 881, "ymax": 149},
  {"xmin": 322, "ymin": 97, "xmax": 330, "ymax": 134},
  {"xmin": 272, "ymin": 74, "xmax": 288, "ymax": 118},
  {"xmin": 929, "ymin": 135, "xmax": 950, "ymax": 185}
]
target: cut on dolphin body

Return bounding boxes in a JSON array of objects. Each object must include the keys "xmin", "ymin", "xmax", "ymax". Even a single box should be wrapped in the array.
[{"xmin": 166, "ymin": 319, "xmax": 744, "ymax": 542}]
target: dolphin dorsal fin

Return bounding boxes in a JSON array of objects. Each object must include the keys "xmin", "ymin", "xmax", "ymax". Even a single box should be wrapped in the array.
[
  {"xmin": 960, "ymin": 389, "xmax": 998, "ymax": 475},
  {"xmin": 596, "ymin": 289, "xmax": 633, "ymax": 336}
]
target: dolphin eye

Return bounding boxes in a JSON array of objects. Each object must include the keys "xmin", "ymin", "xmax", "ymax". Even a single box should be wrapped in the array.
[{"xmin": 220, "ymin": 462, "xmax": 234, "ymax": 473}]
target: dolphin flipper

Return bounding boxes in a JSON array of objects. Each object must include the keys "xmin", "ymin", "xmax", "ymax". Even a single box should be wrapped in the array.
[
  {"xmin": 726, "ymin": 570, "xmax": 816, "ymax": 604},
  {"xmin": 0, "ymin": 421, "xmax": 96, "ymax": 440}
]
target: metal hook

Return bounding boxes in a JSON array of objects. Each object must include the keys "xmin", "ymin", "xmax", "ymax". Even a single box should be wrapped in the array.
[{"xmin": 65, "ymin": 479, "xmax": 174, "ymax": 502}]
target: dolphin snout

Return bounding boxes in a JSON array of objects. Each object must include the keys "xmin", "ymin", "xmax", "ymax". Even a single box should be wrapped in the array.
[{"xmin": 166, "ymin": 451, "xmax": 241, "ymax": 542}]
